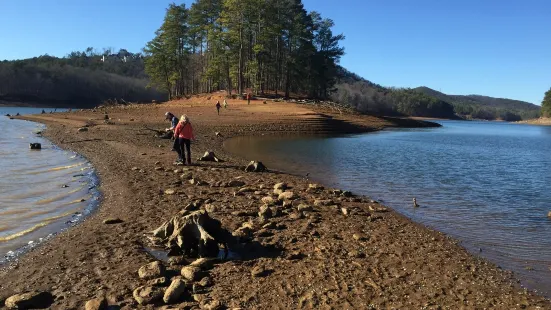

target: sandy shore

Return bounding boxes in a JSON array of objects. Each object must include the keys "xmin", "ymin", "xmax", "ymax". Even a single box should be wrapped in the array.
[
  {"xmin": 517, "ymin": 117, "xmax": 551, "ymax": 126},
  {"xmin": 1, "ymin": 97, "xmax": 549, "ymax": 309}
]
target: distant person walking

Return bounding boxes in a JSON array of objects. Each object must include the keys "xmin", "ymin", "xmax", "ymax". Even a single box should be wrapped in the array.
[
  {"xmin": 246, "ymin": 93, "xmax": 251, "ymax": 105},
  {"xmin": 223, "ymin": 99, "xmax": 228, "ymax": 109},
  {"xmin": 173, "ymin": 115, "xmax": 195, "ymax": 165},
  {"xmin": 216, "ymin": 101, "xmax": 221, "ymax": 115}
]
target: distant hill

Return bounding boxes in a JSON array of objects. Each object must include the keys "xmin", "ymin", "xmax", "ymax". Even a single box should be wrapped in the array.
[
  {"xmin": 413, "ymin": 86, "xmax": 540, "ymax": 120},
  {"xmin": 332, "ymin": 69, "xmax": 541, "ymax": 121}
]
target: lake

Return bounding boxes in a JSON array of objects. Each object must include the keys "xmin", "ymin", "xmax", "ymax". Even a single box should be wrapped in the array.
[
  {"xmin": 0, "ymin": 107, "xmax": 98, "ymax": 263},
  {"xmin": 224, "ymin": 120, "xmax": 551, "ymax": 297}
]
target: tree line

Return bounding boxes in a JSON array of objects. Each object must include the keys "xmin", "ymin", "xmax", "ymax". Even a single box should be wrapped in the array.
[
  {"xmin": 543, "ymin": 87, "xmax": 551, "ymax": 118},
  {"xmin": 332, "ymin": 70, "xmax": 543, "ymax": 121},
  {"xmin": 143, "ymin": 0, "xmax": 345, "ymax": 100},
  {"xmin": 0, "ymin": 50, "xmax": 165, "ymax": 107}
]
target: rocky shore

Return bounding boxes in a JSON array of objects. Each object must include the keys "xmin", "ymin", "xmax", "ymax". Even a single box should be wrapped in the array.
[{"xmin": 1, "ymin": 98, "xmax": 549, "ymax": 309}]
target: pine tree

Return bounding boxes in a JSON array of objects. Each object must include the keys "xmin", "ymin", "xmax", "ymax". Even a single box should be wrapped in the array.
[{"xmin": 542, "ymin": 87, "xmax": 551, "ymax": 117}]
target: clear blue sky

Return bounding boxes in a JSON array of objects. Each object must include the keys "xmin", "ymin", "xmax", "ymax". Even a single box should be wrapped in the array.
[{"xmin": 1, "ymin": 0, "xmax": 549, "ymax": 104}]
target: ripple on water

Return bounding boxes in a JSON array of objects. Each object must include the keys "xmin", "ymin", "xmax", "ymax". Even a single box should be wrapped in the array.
[{"xmin": 0, "ymin": 108, "xmax": 99, "ymax": 262}]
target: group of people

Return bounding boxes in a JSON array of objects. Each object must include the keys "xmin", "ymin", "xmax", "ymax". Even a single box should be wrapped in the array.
[
  {"xmin": 165, "ymin": 112, "xmax": 195, "ymax": 165},
  {"xmin": 164, "ymin": 94, "xmax": 252, "ymax": 164}
]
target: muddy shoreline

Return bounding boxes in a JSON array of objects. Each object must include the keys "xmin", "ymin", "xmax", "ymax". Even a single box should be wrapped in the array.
[{"xmin": 1, "ymin": 100, "xmax": 549, "ymax": 309}]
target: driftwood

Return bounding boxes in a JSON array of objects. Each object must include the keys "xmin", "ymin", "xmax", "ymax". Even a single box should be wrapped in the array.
[{"xmin": 198, "ymin": 151, "xmax": 223, "ymax": 162}]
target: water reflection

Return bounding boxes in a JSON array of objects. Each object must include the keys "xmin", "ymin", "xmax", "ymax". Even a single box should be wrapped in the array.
[{"xmin": 224, "ymin": 120, "xmax": 551, "ymax": 297}]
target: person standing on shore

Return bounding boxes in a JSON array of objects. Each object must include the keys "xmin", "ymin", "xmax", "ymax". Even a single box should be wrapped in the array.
[
  {"xmin": 246, "ymin": 93, "xmax": 251, "ymax": 105},
  {"xmin": 223, "ymin": 99, "xmax": 228, "ymax": 109},
  {"xmin": 216, "ymin": 101, "xmax": 221, "ymax": 115},
  {"xmin": 173, "ymin": 114, "xmax": 195, "ymax": 165}
]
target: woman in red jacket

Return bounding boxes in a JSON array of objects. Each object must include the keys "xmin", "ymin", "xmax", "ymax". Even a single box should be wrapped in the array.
[{"xmin": 173, "ymin": 114, "xmax": 195, "ymax": 165}]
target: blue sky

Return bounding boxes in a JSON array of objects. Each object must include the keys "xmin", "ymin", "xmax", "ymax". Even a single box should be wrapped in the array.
[{"xmin": 1, "ymin": 0, "xmax": 549, "ymax": 104}]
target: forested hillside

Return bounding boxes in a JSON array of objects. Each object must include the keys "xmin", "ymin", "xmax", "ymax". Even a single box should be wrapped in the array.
[
  {"xmin": 414, "ymin": 87, "xmax": 541, "ymax": 121},
  {"xmin": 144, "ymin": 1, "xmax": 344, "ymax": 100},
  {"xmin": 542, "ymin": 87, "xmax": 551, "ymax": 118},
  {"xmin": 332, "ymin": 70, "xmax": 541, "ymax": 121},
  {"xmin": 0, "ymin": 49, "xmax": 165, "ymax": 108}
]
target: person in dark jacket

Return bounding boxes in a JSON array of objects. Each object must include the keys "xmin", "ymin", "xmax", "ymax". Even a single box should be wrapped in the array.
[{"xmin": 216, "ymin": 101, "xmax": 221, "ymax": 115}]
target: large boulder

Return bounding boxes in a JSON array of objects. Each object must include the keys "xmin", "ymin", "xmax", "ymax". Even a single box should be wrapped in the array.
[
  {"xmin": 138, "ymin": 261, "xmax": 166, "ymax": 280},
  {"xmin": 85, "ymin": 297, "xmax": 108, "ymax": 310},
  {"xmin": 4, "ymin": 291, "xmax": 53, "ymax": 309},
  {"xmin": 133, "ymin": 286, "xmax": 164, "ymax": 306},
  {"xmin": 163, "ymin": 278, "xmax": 187, "ymax": 304},
  {"xmin": 151, "ymin": 210, "xmax": 229, "ymax": 258},
  {"xmin": 245, "ymin": 161, "xmax": 267, "ymax": 172}
]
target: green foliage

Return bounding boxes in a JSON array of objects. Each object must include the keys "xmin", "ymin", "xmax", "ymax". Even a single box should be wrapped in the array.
[
  {"xmin": 0, "ymin": 51, "xmax": 164, "ymax": 108},
  {"xmin": 143, "ymin": 0, "xmax": 344, "ymax": 99},
  {"xmin": 542, "ymin": 87, "xmax": 551, "ymax": 117}
]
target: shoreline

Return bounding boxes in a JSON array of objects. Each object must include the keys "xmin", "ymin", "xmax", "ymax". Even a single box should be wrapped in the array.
[{"xmin": 1, "ymin": 101, "xmax": 549, "ymax": 308}]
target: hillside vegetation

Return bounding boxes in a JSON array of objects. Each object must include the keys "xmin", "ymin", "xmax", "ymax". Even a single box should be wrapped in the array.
[
  {"xmin": 0, "ymin": 49, "xmax": 165, "ymax": 108},
  {"xmin": 332, "ymin": 70, "xmax": 541, "ymax": 121}
]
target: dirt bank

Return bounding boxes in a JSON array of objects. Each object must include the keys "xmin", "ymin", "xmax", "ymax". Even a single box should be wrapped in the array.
[{"xmin": 1, "ymin": 99, "xmax": 548, "ymax": 309}]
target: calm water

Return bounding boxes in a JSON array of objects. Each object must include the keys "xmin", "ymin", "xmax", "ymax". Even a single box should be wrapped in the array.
[
  {"xmin": 225, "ymin": 120, "xmax": 551, "ymax": 296},
  {"xmin": 0, "ymin": 107, "xmax": 98, "ymax": 263}
]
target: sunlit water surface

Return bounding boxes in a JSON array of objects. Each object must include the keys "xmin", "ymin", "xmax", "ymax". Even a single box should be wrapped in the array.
[
  {"xmin": 225, "ymin": 120, "xmax": 551, "ymax": 297},
  {"xmin": 0, "ymin": 107, "xmax": 98, "ymax": 263}
]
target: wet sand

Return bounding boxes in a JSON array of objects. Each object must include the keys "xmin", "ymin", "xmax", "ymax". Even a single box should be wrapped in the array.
[{"xmin": 1, "ymin": 97, "xmax": 549, "ymax": 309}]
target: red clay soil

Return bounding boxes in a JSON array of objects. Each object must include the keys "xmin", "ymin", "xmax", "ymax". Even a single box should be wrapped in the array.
[{"xmin": 0, "ymin": 99, "xmax": 549, "ymax": 309}]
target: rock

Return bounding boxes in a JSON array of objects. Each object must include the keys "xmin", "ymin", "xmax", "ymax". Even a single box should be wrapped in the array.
[
  {"xmin": 278, "ymin": 191, "xmax": 296, "ymax": 201},
  {"xmin": 164, "ymin": 189, "xmax": 176, "ymax": 195},
  {"xmin": 273, "ymin": 188, "xmax": 284, "ymax": 196},
  {"xmin": 85, "ymin": 296, "xmax": 108, "ymax": 310},
  {"xmin": 341, "ymin": 208, "xmax": 349, "ymax": 216},
  {"xmin": 233, "ymin": 222, "xmax": 254, "ymax": 238},
  {"xmin": 168, "ymin": 256, "xmax": 188, "ymax": 266},
  {"xmin": 131, "ymin": 166, "xmax": 139, "ymax": 171},
  {"xmin": 163, "ymin": 278, "xmax": 187, "ymax": 304},
  {"xmin": 314, "ymin": 199, "xmax": 333, "ymax": 206},
  {"xmin": 151, "ymin": 210, "xmax": 224, "ymax": 258},
  {"xmin": 262, "ymin": 222, "xmax": 277, "ymax": 229},
  {"xmin": 201, "ymin": 299, "xmax": 223, "ymax": 310},
  {"xmin": 155, "ymin": 167, "xmax": 164, "ymax": 171},
  {"xmin": 189, "ymin": 178, "xmax": 205, "ymax": 186},
  {"xmin": 190, "ymin": 257, "xmax": 217, "ymax": 270},
  {"xmin": 251, "ymin": 266, "xmax": 271, "ymax": 277},
  {"xmin": 238, "ymin": 187, "xmax": 254, "ymax": 193},
  {"xmin": 332, "ymin": 189, "xmax": 343, "ymax": 196},
  {"xmin": 138, "ymin": 261, "xmax": 166, "ymax": 280},
  {"xmin": 342, "ymin": 190, "xmax": 353, "ymax": 197},
  {"xmin": 261, "ymin": 196, "xmax": 275, "ymax": 205},
  {"xmin": 258, "ymin": 205, "xmax": 273, "ymax": 220},
  {"xmin": 103, "ymin": 218, "xmax": 123, "ymax": 224},
  {"xmin": 78, "ymin": 127, "xmax": 88, "ymax": 132},
  {"xmin": 215, "ymin": 132, "xmax": 222, "ymax": 137},
  {"xmin": 308, "ymin": 183, "xmax": 324, "ymax": 191},
  {"xmin": 4, "ymin": 292, "xmax": 53, "ymax": 309},
  {"xmin": 227, "ymin": 180, "xmax": 246, "ymax": 187},
  {"xmin": 147, "ymin": 277, "xmax": 169, "ymax": 287},
  {"xmin": 193, "ymin": 294, "xmax": 206, "ymax": 303},
  {"xmin": 297, "ymin": 204, "xmax": 313, "ymax": 212},
  {"xmin": 245, "ymin": 161, "xmax": 267, "ymax": 172},
  {"xmin": 133, "ymin": 286, "xmax": 164, "ymax": 305},
  {"xmin": 273, "ymin": 182, "xmax": 287, "ymax": 191},
  {"xmin": 198, "ymin": 276, "xmax": 213, "ymax": 287},
  {"xmin": 199, "ymin": 151, "xmax": 223, "ymax": 162},
  {"xmin": 181, "ymin": 266, "xmax": 202, "ymax": 281},
  {"xmin": 129, "ymin": 118, "xmax": 135, "ymax": 121},
  {"xmin": 180, "ymin": 172, "xmax": 193, "ymax": 180},
  {"xmin": 29, "ymin": 143, "xmax": 41, "ymax": 150},
  {"xmin": 289, "ymin": 212, "xmax": 305, "ymax": 220},
  {"xmin": 352, "ymin": 233, "xmax": 368, "ymax": 241}
]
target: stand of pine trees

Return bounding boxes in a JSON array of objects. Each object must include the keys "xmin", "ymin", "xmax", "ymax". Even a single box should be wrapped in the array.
[{"xmin": 143, "ymin": 0, "xmax": 345, "ymax": 100}]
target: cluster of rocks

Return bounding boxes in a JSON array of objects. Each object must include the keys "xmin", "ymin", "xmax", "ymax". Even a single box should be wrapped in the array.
[{"xmin": 131, "ymin": 258, "xmax": 220, "ymax": 308}]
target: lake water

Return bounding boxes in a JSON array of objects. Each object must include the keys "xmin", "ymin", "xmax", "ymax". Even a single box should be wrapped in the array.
[
  {"xmin": 224, "ymin": 120, "xmax": 551, "ymax": 297},
  {"xmin": 0, "ymin": 107, "xmax": 98, "ymax": 263}
]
